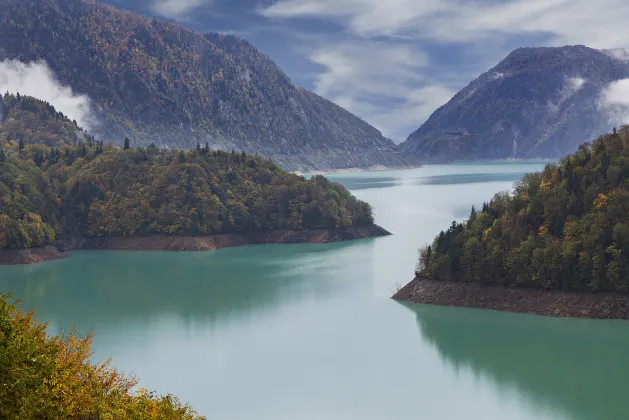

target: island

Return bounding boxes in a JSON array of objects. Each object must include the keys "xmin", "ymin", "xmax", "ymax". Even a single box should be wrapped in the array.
[
  {"xmin": 0, "ymin": 94, "xmax": 389, "ymax": 265},
  {"xmin": 394, "ymin": 126, "xmax": 629, "ymax": 319}
]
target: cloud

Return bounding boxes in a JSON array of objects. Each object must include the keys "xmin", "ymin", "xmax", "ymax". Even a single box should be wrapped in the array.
[
  {"xmin": 307, "ymin": 42, "xmax": 453, "ymax": 141},
  {"xmin": 152, "ymin": 0, "xmax": 206, "ymax": 20},
  {"xmin": 601, "ymin": 79, "xmax": 629, "ymax": 125},
  {"xmin": 262, "ymin": 0, "xmax": 629, "ymax": 47},
  {"xmin": 262, "ymin": 0, "xmax": 629, "ymax": 139},
  {"xmin": 262, "ymin": 0, "xmax": 446, "ymax": 36},
  {"xmin": 0, "ymin": 60, "xmax": 96, "ymax": 131},
  {"xmin": 310, "ymin": 42, "xmax": 427, "ymax": 99}
]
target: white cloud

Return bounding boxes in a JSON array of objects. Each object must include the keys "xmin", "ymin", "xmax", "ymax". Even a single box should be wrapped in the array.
[
  {"xmin": 0, "ymin": 60, "xmax": 96, "ymax": 131},
  {"xmin": 601, "ymin": 79, "xmax": 629, "ymax": 124},
  {"xmin": 310, "ymin": 42, "xmax": 427, "ymax": 100},
  {"xmin": 262, "ymin": 0, "xmax": 629, "ymax": 138},
  {"xmin": 307, "ymin": 42, "xmax": 453, "ymax": 141},
  {"xmin": 262, "ymin": 0, "xmax": 447, "ymax": 37},
  {"xmin": 152, "ymin": 0, "xmax": 206, "ymax": 20},
  {"xmin": 262, "ymin": 0, "xmax": 629, "ymax": 47}
]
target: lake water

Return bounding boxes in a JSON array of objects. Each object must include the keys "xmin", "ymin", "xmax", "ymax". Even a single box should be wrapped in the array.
[{"xmin": 2, "ymin": 163, "xmax": 629, "ymax": 420}]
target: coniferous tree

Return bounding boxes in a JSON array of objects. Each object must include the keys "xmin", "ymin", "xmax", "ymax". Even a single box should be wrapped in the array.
[
  {"xmin": 0, "ymin": 146, "xmax": 5, "ymax": 162},
  {"xmin": 123, "ymin": 137, "xmax": 130, "ymax": 150}
]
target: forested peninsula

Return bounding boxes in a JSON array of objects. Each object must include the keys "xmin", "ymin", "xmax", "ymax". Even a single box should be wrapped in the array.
[
  {"xmin": 395, "ymin": 126, "xmax": 629, "ymax": 319},
  {"xmin": 0, "ymin": 94, "xmax": 388, "ymax": 265}
]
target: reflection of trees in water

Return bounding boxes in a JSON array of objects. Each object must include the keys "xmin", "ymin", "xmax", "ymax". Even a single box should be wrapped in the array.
[
  {"xmin": 407, "ymin": 303, "xmax": 629, "ymax": 420},
  {"xmin": 1, "ymin": 240, "xmax": 373, "ymax": 331}
]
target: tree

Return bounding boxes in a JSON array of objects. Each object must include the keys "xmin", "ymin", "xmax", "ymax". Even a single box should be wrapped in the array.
[
  {"xmin": 123, "ymin": 137, "xmax": 130, "ymax": 150},
  {"xmin": 18, "ymin": 138, "xmax": 24, "ymax": 151},
  {"xmin": 0, "ymin": 146, "xmax": 5, "ymax": 162},
  {"xmin": 416, "ymin": 126, "xmax": 629, "ymax": 293}
]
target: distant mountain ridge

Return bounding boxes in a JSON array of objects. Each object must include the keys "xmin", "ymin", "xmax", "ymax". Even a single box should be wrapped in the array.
[
  {"xmin": 0, "ymin": 0, "xmax": 413, "ymax": 171},
  {"xmin": 401, "ymin": 45, "xmax": 629, "ymax": 162}
]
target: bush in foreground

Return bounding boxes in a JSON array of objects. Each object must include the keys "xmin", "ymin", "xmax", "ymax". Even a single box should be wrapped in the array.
[{"xmin": 0, "ymin": 293, "xmax": 204, "ymax": 419}]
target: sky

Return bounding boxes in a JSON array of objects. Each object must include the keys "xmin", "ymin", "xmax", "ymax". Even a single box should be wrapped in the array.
[{"xmin": 11, "ymin": 0, "xmax": 629, "ymax": 142}]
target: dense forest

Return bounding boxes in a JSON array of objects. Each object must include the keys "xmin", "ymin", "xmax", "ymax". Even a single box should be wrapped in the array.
[
  {"xmin": 0, "ymin": 0, "xmax": 412, "ymax": 171},
  {"xmin": 0, "ymin": 293, "xmax": 203, "ymax": 418},
  {"xmin": 0, "ymin": 92, "xmax": 94, "ymax": 146},
  {"xmin": 0, "ymin": 95, "xmax": 374, "ymax": 251},
  {"xmin": 417, "ymin": 126, "xmax": 629, "ymax": 293}
]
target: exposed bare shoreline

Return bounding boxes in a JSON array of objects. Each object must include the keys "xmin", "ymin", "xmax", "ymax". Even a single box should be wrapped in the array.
[
  {"xmin": 393, "ymin": 277, "xmax": 629, "ymax": 319},
  {"xmin": 0, "ymin": 225, "xmax": 390, "ymax": 266}
]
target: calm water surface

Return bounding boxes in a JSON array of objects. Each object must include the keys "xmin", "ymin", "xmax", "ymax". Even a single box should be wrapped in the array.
[{"xmin": 2, "ymin": 163, "xmax": 629, "ymax": 420}]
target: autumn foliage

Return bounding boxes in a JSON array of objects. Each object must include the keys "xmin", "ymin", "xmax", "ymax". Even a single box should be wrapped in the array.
[
  {"xmin": 0, "ymin": 293, "xmax": 204, "ymax": 419},
  {"xmin": 0, "ymin": 95, "xmax": 375, "ymax": 250},
  {"xmin": 417, "ymin": 126, "xmax": 629, "ymax": 293}
]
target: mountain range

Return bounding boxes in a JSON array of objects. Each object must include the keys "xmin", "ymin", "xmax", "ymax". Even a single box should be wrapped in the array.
[
  {"xmin": 401, "ymin": 45, "xmax": 629, "ymax": 162},
  {"xmin": 0, "ymin": 0, "xmax": 412, "ymax": 172},
  {"xmin": 1, "ymin": 0, "xmax": 628, "ymax": 168}
]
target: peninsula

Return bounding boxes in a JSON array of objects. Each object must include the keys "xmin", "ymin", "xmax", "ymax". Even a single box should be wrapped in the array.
[
  {"xmin": 395, "ymin": 126, "xmax": 629, "ymax": 319},
  {"xmin": 0, "ymin": 94, "xmax": 389, "ymax": 265}
]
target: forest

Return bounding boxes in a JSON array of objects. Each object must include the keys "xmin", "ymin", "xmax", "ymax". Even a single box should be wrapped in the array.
[
  {"xmin": 0, "ymin": 94, "xmax": 374, "ymax": 251},
  {"xmin": 417, "ymin": 126, "xmax": 629, "ymax": 293}
]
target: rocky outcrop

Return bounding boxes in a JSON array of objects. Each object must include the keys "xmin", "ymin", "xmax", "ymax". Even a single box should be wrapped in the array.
[
  {"xmin": 393, "ymin": 278, "xmax": 629, "ymax": 319},
  {"xmin": 401, "ymin": 45, "xmax": 629, "ymax": 162}
]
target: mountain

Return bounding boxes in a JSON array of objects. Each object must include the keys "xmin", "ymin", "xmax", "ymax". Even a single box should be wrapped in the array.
[
  {"xmin": 0, "ymin": 97, "xmax": 382, "ymax": 252},
  {"xmin": 413, "ymin": 126, "xmax": 629, "ymax": 294},
  {"xmin": 401, "ymin": 45, "xmax": 629, "ymax": 162},
  {"xmin": 0, "ymin": 0, "xmax": 412, "ymax": 172}
]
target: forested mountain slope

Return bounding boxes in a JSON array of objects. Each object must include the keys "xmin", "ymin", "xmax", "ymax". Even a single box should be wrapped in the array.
[
  {"xmin": 0, "ymin": 93, "xmax": 94, "ymax": 146},
  {"xmin": 401, "ymin": 46, "xmax": 629, "ymax": 162},
  {"xmin": 0, "ymin": 97, "xmax": 377, "ymax": 251},
  {"xmin": 0, "ymin": 0, "xmax": 412, "ymax": 171},
  {"xmin": 416, "ymin": 126, "xmax": 629, "ymax": 293}
]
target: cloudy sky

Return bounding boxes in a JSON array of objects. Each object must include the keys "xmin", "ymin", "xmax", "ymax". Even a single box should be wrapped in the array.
[{"xmin": 96, "ymin": 0, "xmax": 629, "ymax": 141}]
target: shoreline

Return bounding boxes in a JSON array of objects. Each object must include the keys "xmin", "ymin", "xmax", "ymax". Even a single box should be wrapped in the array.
[
  {"xmin": 0, "ymin": 225, "xmax": 390, "ymax": 266},
  {"xmin": 393, "ymin": 277, "xmax": 629, "ymax": 319},
  {"xmin": 0, "ymin": 246, "xmax": 71, "ymax": 266},
  {"xmin": 297, "ymin": 164, "xmax": 423, "ymax": 177}
]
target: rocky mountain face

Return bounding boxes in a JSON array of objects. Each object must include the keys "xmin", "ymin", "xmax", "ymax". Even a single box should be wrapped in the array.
[
  {"xmin": 401, "ymin": 46, "xmax": 629, "ymax": 162},
  {"xmin": 0, "ymin": 0, "xmax": 413, "ymax": 172}
]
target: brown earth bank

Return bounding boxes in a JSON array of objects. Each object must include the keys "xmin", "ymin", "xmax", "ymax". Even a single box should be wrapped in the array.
[
  {"xmin": 0, "ymin": 225, "xmax": 390, "ymax": 266},
  {"xmin": 0, "ymin": 246, "xmax": 70, "ymax": 266},
  {"xmin": 392, "ymin": 277, "xmax": 629, "ymax": 319}
]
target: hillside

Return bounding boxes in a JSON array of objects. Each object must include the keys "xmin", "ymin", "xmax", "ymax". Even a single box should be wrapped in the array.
[
  {"xmin": 0, "ymin": 96, "xmax": 382, "ymax": 253},
  {"xmin": 0, "ymin": 0, "xmax": 412, "ymax": 172},
  {"xmin": 0, "ymin": 93, "xmax": 94, "ymax": 146},
  {"xmin": 401, "ymin": 46, "xmax": 629, "ymax": 162},
  {"xmin": 413, "ymin": 126, "xmax": 629, "ymax": 294}
]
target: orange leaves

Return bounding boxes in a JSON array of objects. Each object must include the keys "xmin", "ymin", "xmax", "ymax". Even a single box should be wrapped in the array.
[
  {"xmin": 594, "ymin": 193, "xmax": 608, "ymax": 210},
  {"xmin": 0, "ymin": 294, "xmax": 204, "ymax": 419}
]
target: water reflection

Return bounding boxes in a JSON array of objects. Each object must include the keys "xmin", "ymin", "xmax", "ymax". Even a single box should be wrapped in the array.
[
  {"xmin": 332, "ymin": 170, "xmax": 536, "ymax": 191},
  {"xmin": 0, "ymin": 239, "xmax": 376, "ymax": 333},
  {"xmin": 406, "ymin": 303, "xmax": 629, "ymax": 420},
  {"xmin": 415, "ymin": 172, "xmax": 528, "ymax": 185},
  {"xmin": 331, "ymin": 176, "xmax": 403, "ymax": 190}
]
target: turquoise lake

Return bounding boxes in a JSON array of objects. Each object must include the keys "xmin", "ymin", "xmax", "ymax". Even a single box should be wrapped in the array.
[{"xmin": 2, "ymin": 163, "xmax": 629, "ymax": 419}]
